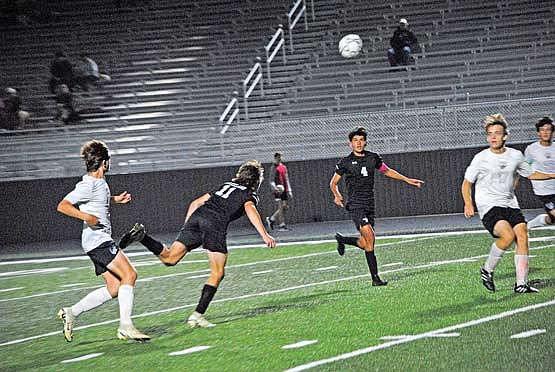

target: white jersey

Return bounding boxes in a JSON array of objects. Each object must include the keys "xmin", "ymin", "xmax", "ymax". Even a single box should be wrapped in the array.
[
  {"xmin": 464, "ymin": 147, "xmax": 534, "ymax": 218},
  {"xmin": 524, "ymin": 141, "xmax": 555, "ymax": 196},
  {"xmin": 64, "ymin": 175, "xmax": 113, "ymax": 252}
]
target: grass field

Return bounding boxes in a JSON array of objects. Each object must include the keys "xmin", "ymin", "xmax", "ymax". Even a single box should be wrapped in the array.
[{"xmin": 1, "ymin": 229, "xmax": 554, "ymax": 371}]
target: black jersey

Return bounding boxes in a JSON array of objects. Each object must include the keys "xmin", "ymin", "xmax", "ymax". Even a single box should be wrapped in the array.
[
  {"xmin": 201, "ymin": 181, "xmax": 259, "ymax": 225},
  {"xmin": 335, "ymin": 151, "xmax": 384, "ymax": 208}
]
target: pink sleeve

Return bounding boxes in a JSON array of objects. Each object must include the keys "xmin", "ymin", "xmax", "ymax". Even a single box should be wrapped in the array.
[{"xmin": 378, "ymin": 163, "xmax": 389, "ymax": 173}]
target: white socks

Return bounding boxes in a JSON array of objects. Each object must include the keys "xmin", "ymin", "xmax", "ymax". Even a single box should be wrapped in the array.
[
  {"xmin": 527, "ymin": 214, "xmax": 549, "ymax": 229},
  {"xmin": 514, "ymin": 255, "xmax": 529, "ymax": 286},
  {"xmin": 483, "ymin": 242, "xmax": 506, "ymax": 272},
  {"xmin": 118, "ymin": 284, "xmax": 134, "ymax": 327},
  {"xmin": 71, "ymin": 287, "xmax": 112, "ymax": 317}
]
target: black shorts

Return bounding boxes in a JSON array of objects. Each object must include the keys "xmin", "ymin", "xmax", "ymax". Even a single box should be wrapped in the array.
[
  {"xmin": 347, "ymin": 205, "xmax": 375, "ymax": 230},
  {"xmin": 482, "ymin": 207, "xmax": 526, "ymax": 238},
  {"xmin": 274, "ymin": 191, "xmax": 288, "ymax": 201},
  {"xmin": 175, "ymin": 210, "xmax": 228, "ymax": 254},
  {"xmin": 87, "ymin": 241, "xmax": 119, "ymax": 276},
  {"xmin": 538, "ymin": 194, "xmax": 555, "ymax": 213}
]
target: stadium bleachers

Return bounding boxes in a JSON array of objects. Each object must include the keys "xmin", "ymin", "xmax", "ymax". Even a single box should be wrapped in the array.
[{"xmin": 1, "ymin": 0, "xmax": 554, "ymax": 180}]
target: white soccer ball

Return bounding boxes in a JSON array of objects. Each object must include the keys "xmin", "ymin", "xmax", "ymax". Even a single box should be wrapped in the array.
[
  {"xmin": 276, "ymin": 184, "xmax": 285, "ymax": 192},
  {"xmin": 339, "ymin": 34, "xmax": 363, "ymax": 58}
]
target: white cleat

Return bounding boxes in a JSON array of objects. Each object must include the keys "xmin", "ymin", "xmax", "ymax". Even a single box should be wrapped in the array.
[
  {"xmin": 58, "ymin": 307, "xmax": 75, "ymax": 342},
  {"xmin": 117, "ymin": 325, "xmax": 151, "ymax": 342},
  {"xmin": 187, "ymin": 311, "xmax": 216, "ymax": 328}
]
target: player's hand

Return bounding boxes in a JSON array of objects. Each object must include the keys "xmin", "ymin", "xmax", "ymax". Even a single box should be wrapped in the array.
[
  {"xmin": 84, "ymin": 214, "xmax": 100, "ymax": 226},
  {"xmin": 464, "ymin": 204, "xmax": 475, "ymax": 218},
  {"xmin": 264, "ymin": 234, "xmax": 276, "ymax": 248},
  {"xmin": 334, "ymin": 194, "xmax": 344, "ymax": 207},
  {"xmin": 113, "ymin": 191, "xmax": 132, "ymax": 204},
  {"xmin": 287, "ymin": 191, "xmax": 293, "ymax": 199},
  {"xmin": 407, "ymin": 178, "xmax": 424, "ymax": 188}
]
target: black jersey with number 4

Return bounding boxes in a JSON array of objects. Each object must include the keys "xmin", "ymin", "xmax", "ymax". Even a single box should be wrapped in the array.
[
  {"xmin": 201, "ymin": 181, "xmax": 259, "ymax": 225},
  {"xmin": 335, "ymin": 151, "xmax": 384, "ymax": 208}
]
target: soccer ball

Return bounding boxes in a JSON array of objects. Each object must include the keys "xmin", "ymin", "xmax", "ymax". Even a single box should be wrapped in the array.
[
  {"xmin": 276, "ymin": 184, "xmax": 285, "ymax": 193},
  {"xmin": 339, "ymin": 34, "xmax": 362, "ymax": 58}
]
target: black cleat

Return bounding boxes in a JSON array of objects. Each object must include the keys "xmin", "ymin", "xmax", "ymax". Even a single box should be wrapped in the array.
[
  {"xmin": 480, "ymin": 267, "xmax": 495, "ymax": 292},
  {"xmin": 514, "ymin": 283, "xmax": 539, "ymax": 293},
  {"xmin": 119, "ymin": 223, "xmax": 145, "ymax": 249},
  {"xmin": 335, "ymin": 233, "xmax": 345, "ymax": 256},
  {"xmin": 372, "ymin": 276, "xmax": 388, "ymax": 286}
]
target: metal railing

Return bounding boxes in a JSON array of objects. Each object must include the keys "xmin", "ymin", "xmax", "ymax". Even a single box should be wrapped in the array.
[
  {"xmin": 265, "ymin": 24, "xmax": 286, "ymax": 86},
  {"xmin": 242, "ymin": 57, "xmax": 264, "ymax": 121},
  {"xmin": 287, "ymin": 0, "xmax": 308, "ymax": 53}
]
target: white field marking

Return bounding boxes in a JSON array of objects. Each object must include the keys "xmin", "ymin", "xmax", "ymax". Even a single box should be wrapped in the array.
[
  {"xmin": 0, "ymin": 287, "xmax": 24, "ymax": 293},
  {"xmin": 529, "ymin": 236, "xmax": 555, "ymax": 242},
  {"xmin": 282, "ymin": 340, "xmax": 318, "ymax": 349},
  {"xmin": 510, "ymin": 329, "xmax": 546, "ymax": 339},
  {"xmin": 132, "ymin": 261, "xmax": 159, "ymax": 267},
  {"xmin": 60, "ymin": 353, "xmax": 103, "ymax": 364},
  {"xmin": 0, "ymin": 238, "xmax": 429, "ymax": 302},
  {"xmin": 0, "ymin": 267, "xmax": 67, "ymax": 278},
  {"xmin": 168, "ymin": 346, "xmax": 211, "ymax": 356},
  {"xmin": 186, "ymin": 274, "xmax": 211, "ymax": 279},
  {"xmin": 60, "ymin": 283, "xmax": 87, "ymax": 288},
  {"xmin": 380, "ymin": 336, "xmax": 410, "ymax": 341},
  {"xmin": 380, "ymin": 332, "xmax": 459, "ymax": 340},
  {"xmin": 252, "ymin": 270, "xmax": 274, "ymax": 275},
  {"xmin": 0, "ymin": 251, "xmax": 153, "ymax": 266},
  {"xmin": 381, "ymin": 262, "xmax": 403, "ymax": 267},
  {"xmin": 0, "ymin": 250, "xmax": 520, "ymax": 347},
  {"xmin": 314, "ymin": 266, "xmax": 338, "ymax": 271},
  {"xmin": 285, "ymin": 300, "xmax": 555, "ymax": 372},
  {"xmin": 429, "ymin": 332, "xmax": 460, "ymax": 338}
]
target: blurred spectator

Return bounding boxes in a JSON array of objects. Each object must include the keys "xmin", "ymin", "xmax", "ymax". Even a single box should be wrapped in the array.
[
  {"xmin": 49, "ymin": 51, "xmax": 75, "ymax": 93},
  {"xmin": 1, "ymin": 88, "xmax": 30, "ymax": 130},
  {"xmin": 75, "ymin": 54, "xmax": 111, "ymax": 91},
  {"xmin": 387, "ymin": 18, "xmax": 418, "ymax": 67},
  {"xmin": 55, "ymin": 84, "xmax": 79, "ymax": 125}
]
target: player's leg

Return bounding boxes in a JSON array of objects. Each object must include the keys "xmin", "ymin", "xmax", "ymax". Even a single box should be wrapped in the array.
[
  {"xmin": 278, "ymin": 199, "xmax": 290, "ymax": 231},
  {"xmin": 359, "ymin": 224, "xmax": 387, "ymax": 286},
  {"xmin": 513, "ymin": 221, "xmax": 539, "ymax": 293},
  {"xmin": 107, "ymin": 251, "xmax": 150, "ymax": 341},
  {"xmin": 188, "ymin": 251, "xmax": 227, "ymax": 328},
  {"xmin": 480, "ymin": 219, "xmax": 514, "ymax": 292},
  {"xmin": 270, "ymin": 198, "xmax": 282, "ymax": 227},
  {"xmin": 529, "ymin": 195, "xmax": 555, "ymax": 228}
]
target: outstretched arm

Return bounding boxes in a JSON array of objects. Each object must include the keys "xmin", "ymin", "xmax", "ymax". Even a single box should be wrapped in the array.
[
  {"xmin": 112, "ymin": 191, "xmax": 132, "ymax": 204},
  {"xmin": 383, "ymin": 168, "xmax": 424, "ymax": 188},
  {"xmin": 185, "ymin": 193, "xmax": 211, "ymax": 222},
  {"xmin": 461, "ymin": 179, "xmax": 475, "ymax": 218},
  {"xmin": 57, "ymin": 199, "xmax": 99, "ymax": 226},
  {"xmin": 330, "ymin": 173, "xmax": 344, "ymax": 207},
  {"xmin": 244, "ymin": 201, "xmax": 276, "ymax": 248}
]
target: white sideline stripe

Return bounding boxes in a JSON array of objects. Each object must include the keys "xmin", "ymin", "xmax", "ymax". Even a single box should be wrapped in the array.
[
  {"xmin": 168, "ymin": 346, "xmax": 211, "ymax": 355},
  {"xmin": 380, "ymin": 336, "xmax": 410, "ymax": 340},
  {"xmin": 529, "ymin": 236, "xmax": 555, "ymax": 242},
  {"xmin": 380, "ymin": 333, "xmax": 459, "ymax": 340},
  {"xmin": 282, "ymin": 340, "xmax": 318, "ymax": 349},
  {"xmin": 60, "ymin": 353, "xmax": 103, "ymax": 363},
  {"xmin": 186, "ymin": 274, "xmax": 211, "ymax": 279},
  {"xmin": 0, "ymin": 252, "xmax": 512, "ymax": 347},
  {"xmin": 429, "ymin": 332, "xmax": 460, "ymax": 338},
  {"xmin": 0, "ymin": 251, "xmax": 153, "ymax": 265},
  {"xmin": 381, "ymin": 262, "xmax": 403, "ymax": 267},
  {"xmin": 60, "ymin": 283, "xmax": 87, "ymax": 288},
  {"xmin": 510, "ymin": 329, "xmax": 546, "ymax": 339},
  {"xmin": 253, "ymin": 270, "xmax": 274, "ymax": 275},
  {"xmin": 0, "ymin": 267, "xmax": 67, "ymax": 277},
  {"xmin": 314, "ymin": 266, "xmax": 338, "ymax": 271},
  {"xmin": 0, "ymin": 287, "xmax": 24, "ymax": 292},
  {"xmin": 285, "ymin": 300, "xmax": 555, "ymax": 372}
]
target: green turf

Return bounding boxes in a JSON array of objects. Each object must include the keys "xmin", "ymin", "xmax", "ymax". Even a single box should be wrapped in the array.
[{"xmin": 1, "ymin": 230, "xmax": 554, "ymax": 371}]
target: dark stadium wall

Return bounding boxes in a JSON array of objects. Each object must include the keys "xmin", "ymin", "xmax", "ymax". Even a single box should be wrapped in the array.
[{"xmin": 0, "ymin": 144, "xmax": 540, "ymax": 245}]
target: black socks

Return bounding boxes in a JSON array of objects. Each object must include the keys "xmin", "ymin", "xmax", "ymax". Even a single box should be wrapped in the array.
[
  {"xmin": 141, "ymin": 234, "xmax": 164, "ymax": 255},
  {"xmin": 365, "ymin": 250, "xmax": 379, "ymax": 277},
  {"xmin": 195, "ymin": 284, "xmax": 218, "ymax": 314}
]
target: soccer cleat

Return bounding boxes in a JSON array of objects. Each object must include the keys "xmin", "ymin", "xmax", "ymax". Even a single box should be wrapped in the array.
[
  {"xmin": 265, "ymin": 217, "xmax": 274, "ymax": 231},
  {"xmin": 119, "ymin": 223, "xmax": 145, "ymax": 249},
  {"xmin": 480, "ymin": 267, "xmax": 495, "ymax": 292},
  {"xmin": 278, "ymin": 225, "xmax": 289, "ymax": 232},
  {"xmin": 187, "ymin": 311, "xmax": 216, "ymax": 328},
  {"xmin": 335, "ymin": 233, "xmax": 345, "ymax": 256},
  {"xmin": 371, "ymin": 275, "xmax": 388, "ymax": 286},
  {"xmin": 514, "ymin": 283, "xmax": 539, "ymax": 293},
  {"xmin": 58, "ymin": 307, "xmax": 75, "ymax": 342},
  {"xmin": 117, "ymin": 325, "xmax": 151, "ymax": 342}
]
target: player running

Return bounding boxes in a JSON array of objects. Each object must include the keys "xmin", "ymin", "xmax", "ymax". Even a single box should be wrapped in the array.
[
  {"xmin": 119, "ymin": 160, "xmax": 275, "ymax": 327},
  {"xmin": 462, "ymin": 114, "xmax": 555, "ymax": 293},
  {"xmin": 57, "ymin": 140, "xmax": 150, "ymax": 342},
  {"xmin": 330, "ymin": 127, "xmax": 424, "ymax": 286}
]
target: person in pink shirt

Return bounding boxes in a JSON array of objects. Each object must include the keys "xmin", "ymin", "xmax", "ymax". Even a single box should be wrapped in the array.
[{"xmin": 266, "ymin": 152, "xmax": 293, "ymax": 231}]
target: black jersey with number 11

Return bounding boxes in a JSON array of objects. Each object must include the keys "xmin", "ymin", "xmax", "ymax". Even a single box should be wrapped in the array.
[
  {"xmin": 201, "ymin": 181, "xmax": 259, "ymax": 225},
  {"xmin": 335, "ymin": 151, "xmax": 384, "ymax": 208}
]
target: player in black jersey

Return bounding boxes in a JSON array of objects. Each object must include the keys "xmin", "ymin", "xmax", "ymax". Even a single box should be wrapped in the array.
[
  {"xmin": 119, "ymin": 160, "xmax": 276, "ymax": 327},
  {"xmin": 330, "ymin": 127, "xmax": 424, "ymax": 286}
]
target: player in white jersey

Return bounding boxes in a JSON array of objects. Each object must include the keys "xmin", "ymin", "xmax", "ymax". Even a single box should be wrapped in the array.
[
  {"xmin": 524, "ymin": 117, "xmax": 555, "ymax": 229},
  {"xmin": 462, "ymin": 114, "xmax": 555, "ymax": 293},
  {"xmin": 56, "ymin": 140, "xmax": 150, "ymax": 342}
]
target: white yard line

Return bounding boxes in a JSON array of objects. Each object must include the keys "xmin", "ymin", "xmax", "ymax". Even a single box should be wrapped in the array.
[
  {"xmin": 252, "ymin": 270, "xmax": 274, "ymax": 275},
  {"xmin": 0, "ymin": 287, "xmax": 24, "ymax": 293},
  {"xmin": 168, "ymin": 346, "xmax": 211, "ymax": 356},
  {"xmin": 381, "ymin": 262, "xmax": 403, "ymax": 267},
  {"xmin": 282, "ymin": 340, "xmax": 318, "ymax": 349},
  {"xmin": 285, "ymin": 301, "xmax": 555, "ymax": 372},
  {"xmin": 510, "ymin": 329, "xmax": 546, "ymax": 339},
  {"xmin": 314, "ymin": 266, "xmax": 338, "ymax": 271},
  {"xmin": 60, "ymin": 353, "xmax": 103, "ymax": 364}
]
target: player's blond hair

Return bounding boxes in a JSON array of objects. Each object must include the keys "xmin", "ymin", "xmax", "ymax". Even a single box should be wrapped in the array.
[{"xmin": 484, "ymin": 113, "xmax": 509, "ymax": 135}]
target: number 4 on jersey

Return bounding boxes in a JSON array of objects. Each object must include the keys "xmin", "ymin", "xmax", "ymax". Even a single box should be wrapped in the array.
[{"xmin": 361, "ymin": 166, "xmax": 368, "ymax": 177}]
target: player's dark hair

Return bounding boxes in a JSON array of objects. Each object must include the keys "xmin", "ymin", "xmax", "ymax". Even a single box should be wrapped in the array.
[
  {"xmin": 233, "ymin": 160, "xmax": 264, "ymax": 191},
  {"xmin": 80, "ymin": 140, "xmax": 110, "ymax": 172},
  {"xmin": 535, "ymin": 116, "xmax": 554, "ymax": 131},
  {"xmin": 348, "ymin": 127, "xmax": 367, "ymax": 141},
  {"xmin": 274, "ymin": 152, "xmax": 282, "ymax": 159}
]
